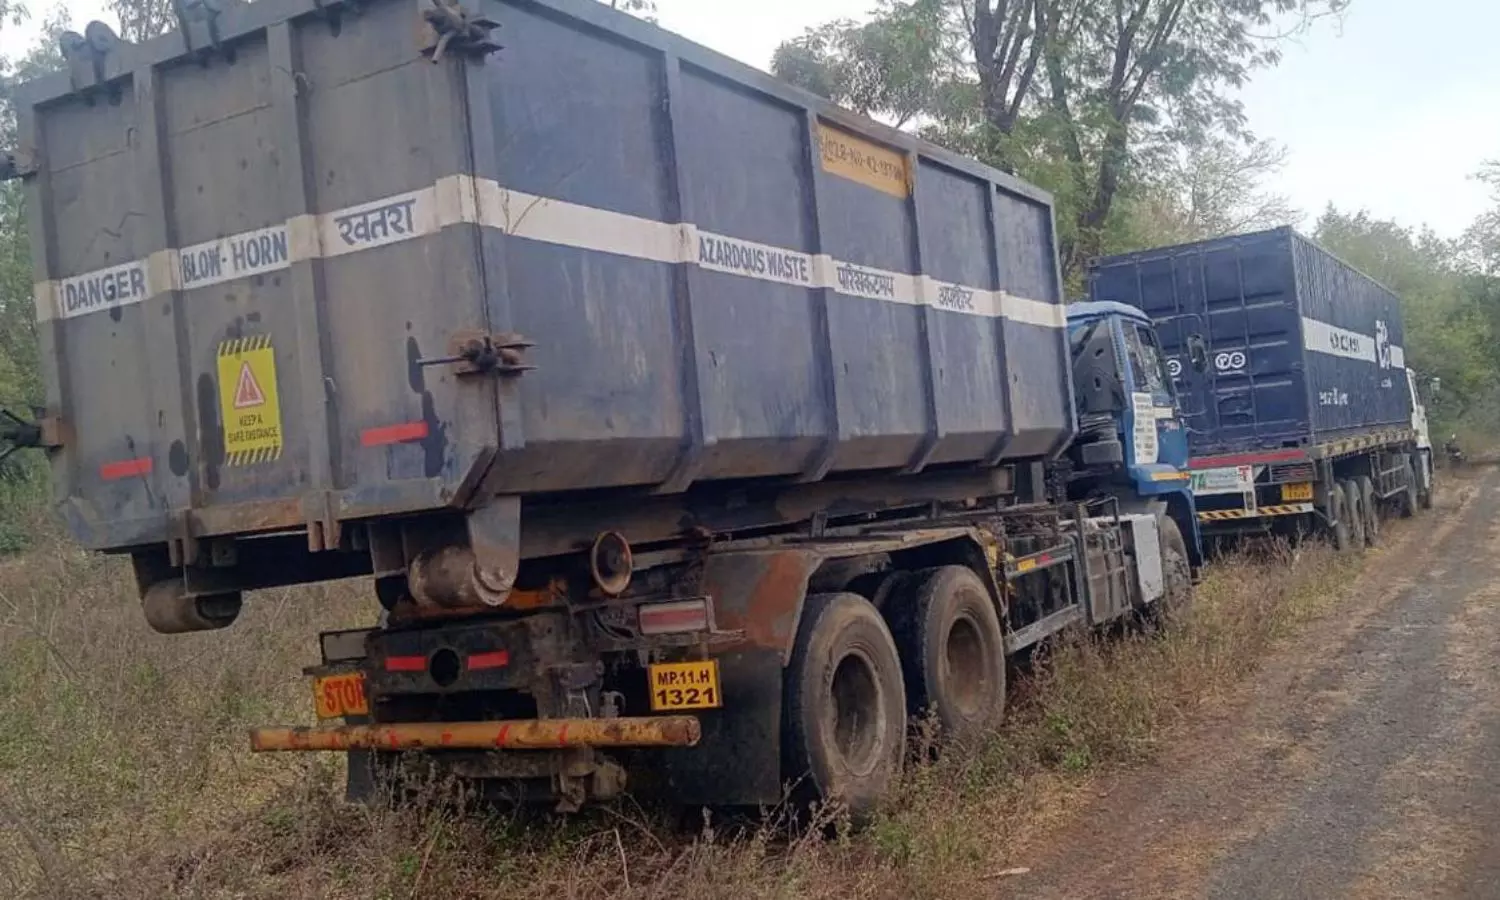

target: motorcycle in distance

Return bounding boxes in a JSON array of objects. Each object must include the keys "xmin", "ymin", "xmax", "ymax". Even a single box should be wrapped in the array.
[{"xmin": 1445, "ymin": 434, "xmax": 1466, "ymax": 467}]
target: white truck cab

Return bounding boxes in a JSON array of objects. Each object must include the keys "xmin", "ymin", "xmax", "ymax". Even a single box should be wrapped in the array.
[{"xmin": 1406, "ymin": 368, "xmax": 1434, "ymax": 503}]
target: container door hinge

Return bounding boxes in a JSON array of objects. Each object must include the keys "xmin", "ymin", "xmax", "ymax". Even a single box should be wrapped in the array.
[
  {"xmin": 421, "ymin": 0, "xmax": 502, "ymax": 63},
  {"xmin": 0, "ymin": 408, "xmax": 64, "ymax": 466},
  {"xmin": 59, "ymin": 22, "xmax": 126, "ymax": 104},
  {"xmin": 0, "ymin": 147, "xmax": 40, "ymax": 182},
  {"xmin": 167, "ymin": 510, "xmax": 201, "ymax": 568},
  {"xmin": 303, "ymin": 491, "xmax": 343, "ymax": 553},
  {"xmin": 417, "ymin": 330, "xmax": 536, "ymax": 377},
  {"xmin": 312, "ymin": 0, "xmax": 371, "ymax": 35},
  {"xmin": 173, "ymin": 0, "xmax": 235, "ymax": 66}
]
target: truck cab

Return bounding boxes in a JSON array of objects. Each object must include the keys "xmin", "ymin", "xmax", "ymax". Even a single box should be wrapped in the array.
[
  {"xmin": 1066, "ymin": 300, "xmax": 1204, "ymax": 565},
  {"xmin": 1406, "ymin": 368, "xmax": 1435, "ymax": 504}
]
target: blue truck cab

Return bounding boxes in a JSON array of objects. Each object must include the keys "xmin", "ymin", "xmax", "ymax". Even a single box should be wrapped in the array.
[{"xmin": 1066, "ymin": 301, "xmax": 1204, "ymax": 566}]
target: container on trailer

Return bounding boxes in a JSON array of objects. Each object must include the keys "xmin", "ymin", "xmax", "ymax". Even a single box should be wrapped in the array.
[
  {"xmin": 1087, "ymin": 227, "xmax": 1412, "ymax": 457},
  {"xmin": 15, "ymin": 0, "xmax": 1073, "ymax": 567}
]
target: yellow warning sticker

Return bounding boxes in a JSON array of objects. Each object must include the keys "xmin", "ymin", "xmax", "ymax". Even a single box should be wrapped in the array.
[
  {"xmin": 817, "ymin": 122, "xmax": 910, "ymax": 198},
  {"xmin": 216, "ymin": 335, "xmax": 283, "ymax": 466}
]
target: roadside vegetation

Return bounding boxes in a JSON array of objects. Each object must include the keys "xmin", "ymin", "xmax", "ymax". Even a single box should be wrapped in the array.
[
  {"xmin": 0, "ymin": 1, "xmax": 1495, "ymax": 896},
  {"xmin": 4, "ymin": 486, "xmax": 1453, "ymax": 898}
]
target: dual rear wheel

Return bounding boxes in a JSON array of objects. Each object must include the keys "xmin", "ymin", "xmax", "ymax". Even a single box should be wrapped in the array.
[{"xmin": 782, "ymin": 566, "xmax": 1006, "ymax": 820}]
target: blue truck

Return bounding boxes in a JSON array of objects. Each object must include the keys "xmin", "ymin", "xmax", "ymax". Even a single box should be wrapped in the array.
[
  {"xmin": 1089, "ymin": 227, "xmax": 1433, "ymax": 550},
  {"xmin": 1, "ymin": 0, "xmax": 1197, "ymax": 817}
]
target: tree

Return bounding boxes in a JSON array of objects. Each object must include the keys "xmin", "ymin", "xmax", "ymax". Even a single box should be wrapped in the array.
[
  {"xmin": 772, "ymin": 1, "xmax": 959, "ymax": 128},
  {"xmin": 107, "ymin": 0, "xmax": 174, "ymax": 43},
  {"xmin": 774, "ymin": 0, "xmax": 1348, "ymax": 282},
  {"xmin": 1120, "ymin": 134, "xmax": 1297, "ymax": 246},
  {"xmin": 1462, "ymin": 160, "xmax": 1500, "ymax": 277}
]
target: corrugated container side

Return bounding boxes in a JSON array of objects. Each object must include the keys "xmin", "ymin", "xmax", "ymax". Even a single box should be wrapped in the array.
[
  {"xmin": 1288, "ymin": 232, "xmax": 1411, "ymax": 438},
  {"xmin": 1089, "ymin": 227, "xmax": 1411, "ymax": 456},
  {"xmin": 23, "ymin": 0, "xmax": 1074, "ymax": 555}
]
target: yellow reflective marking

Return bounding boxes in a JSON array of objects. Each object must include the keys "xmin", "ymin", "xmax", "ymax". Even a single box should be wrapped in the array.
[{"xmin": 216, "ymin": 335, "xmax": 283, "ymax": 467}]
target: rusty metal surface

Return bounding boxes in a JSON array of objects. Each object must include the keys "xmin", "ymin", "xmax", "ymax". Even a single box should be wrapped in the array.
[
  {"xmin": 248, "ymin": 716, "xmax": 701, "ymax": 751},
  {"xmin": 700, "ymin": 549, "xmax": 819, "ymax": 661}
]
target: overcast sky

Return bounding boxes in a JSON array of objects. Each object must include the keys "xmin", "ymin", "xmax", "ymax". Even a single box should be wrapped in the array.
[{"xmin": 6, "ymin": 0, "xmax": 1495, "ymax": 237}]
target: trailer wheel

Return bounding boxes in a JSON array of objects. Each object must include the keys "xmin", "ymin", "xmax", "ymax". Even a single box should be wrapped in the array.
[
  {"xmin": 886, "ymin": 566, "xmax": 1006, "ymax": 744},
  {"xmin": 1356, "ymin": 476, "xmax": 1380, "ymax": 547},
  {"xmin": 1140, "ymin": 515, "xmax": 1193, "ymax": 627},
  {"xmin": 1397, "ymin": 459, "xmax": 1419, "ymax": 519},
  {"xmin": 1340, "ymin": 480, "xmax": 1366, "ymax": 550},
  {"xmin": 784, "ymin": 592, "xmax": 906, "ymax": 822},
  {"xmin": 1328, "ymin": 488, "xmax": 1353, "ymax": 552}
]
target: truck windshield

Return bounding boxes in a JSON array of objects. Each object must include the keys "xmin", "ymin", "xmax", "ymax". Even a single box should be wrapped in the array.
[{"xmin": 1124, "ymin": 323, "xmax": 1172, "ymax": 395}]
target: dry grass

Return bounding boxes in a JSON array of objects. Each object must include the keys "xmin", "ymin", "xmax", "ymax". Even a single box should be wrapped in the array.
[{"xmin": 0, "ymin": 509, "xmax": 1376, "ymax": 899}]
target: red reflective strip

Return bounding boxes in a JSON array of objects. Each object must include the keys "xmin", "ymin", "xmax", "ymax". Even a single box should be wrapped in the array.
[
  {"xmin": 467, "ymin": 650, "xmax": 510, "ymax": 671},
  {"xmin": 1037, "ymin": 554, "xmax": 1052, "ymax": 565},
  {"xmin": 361, "ymin": 421, "xmax": 429, "ymax": 447},
  {"xmin": 384, "ymin": 655, "xmax": 427, "ymax": 673},
  {"xmin": 1189, "ymin": 449, "xmax": 1307, "ymax": 469},
  {"xmin": 100, "ymin": 457, "xmax": 153, "ymax": 481}
]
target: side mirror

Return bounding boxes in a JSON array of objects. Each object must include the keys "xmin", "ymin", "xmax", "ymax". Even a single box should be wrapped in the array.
[
  {"xmin": 1428, "ymin": 376, "xmax": 1441, "ymax": 396},
  {"xmin": 1186, "ymin": 334, "xmax": 1209, "ymax": 374}
]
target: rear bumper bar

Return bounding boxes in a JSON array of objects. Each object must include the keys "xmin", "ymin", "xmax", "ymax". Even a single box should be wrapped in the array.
[
  {"xmin": 1197, "ymin": 503, "xmax": 1314, "ymax": 522},
  {"xmin": 249, "ymin": 716, "xmax": 701, "ymax": 752}
]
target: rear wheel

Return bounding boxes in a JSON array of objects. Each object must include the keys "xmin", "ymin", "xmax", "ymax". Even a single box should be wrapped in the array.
[
  {"xmin": 784, "ymin": 592, "xmax": 907, "ymax": 822},
  {"xmin": 1397, "ymin": 459, "xmax": 1418, "ymax": 519},
  {"xmin": 1329, "ymin": 487, "xmax": 1353, "ymax": 552},
  {"xmin": 1151, "ymin": 515, "xmax": 1192, "ymax": 623},
  {"xmin": 1340, "ymin": 480, "xmax": 1366, "ymax": 550},
  {"xmin": 1357, "ymin": 475, "xmax": 1380, "ymax": 547},
  {"xmin": 887, "ymin": 566, "xmax": 1007, "ymax": 745},
  {"xmin": 1419, "ymin": 454, "xmax": 1434, "ymax": 510}
]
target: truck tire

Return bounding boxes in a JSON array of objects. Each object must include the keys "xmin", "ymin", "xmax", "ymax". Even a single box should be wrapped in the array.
[
  {"xmin": 1151, "ymin": 515, "xmax": 1192, "ymax": 623},
  {"xmin": 1328, "ymin": 488, "xmax": 1353, "ymax": 552},
  {"xmin": 1419, "ymin": 455, "xmax": 1434, "ymax": 510},
  {"xmin": 784, "ymin": 592, "xmax": 906, "ymax": 822},
  {"xmin": 1340, "ymin": 480, "xmax": 1366, "ymax": 550},
  {"xmin": 1356, "ymin": 476, "xmax": 1380, "ymax": 547},
  {"xmin": 1397, "ymin": 459, "xmax": 1418, "ymax": 519},
  {"xmin": 886, "ymin": 566, "xmax": 1006, "ymax": 744}
]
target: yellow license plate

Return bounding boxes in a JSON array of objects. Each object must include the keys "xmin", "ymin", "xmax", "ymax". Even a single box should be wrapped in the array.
[
  {"xmin": 312, "ymin": 672, "xmax": 369, "ymax": 719},
  {"xmin": 648, "ymin": 660, "xmax": 722, "ymax": 711},
  {"xmin": 1281, "ymin": 482, "xmax": 1314, "ymax": 502}
]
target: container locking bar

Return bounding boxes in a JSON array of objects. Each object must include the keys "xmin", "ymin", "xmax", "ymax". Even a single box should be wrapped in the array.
[
  {"xmin": 249, "ymin": 716, "xmax": 702, "ymax": 752},
  {"xmin": 416, "ymin": 330, "xmax": 537, "ymax": 377},
  {"xmin": 0, "ymin": 408, "xmax": 62, "ymax": 465}
]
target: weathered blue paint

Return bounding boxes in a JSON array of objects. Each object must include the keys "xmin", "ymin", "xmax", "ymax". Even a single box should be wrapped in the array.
[
  {"xmin": 1090, "ymin": 227, "xmax": 1413, "ymax": 458},
  {"xmin": 23, "ymin": 0, "xmax": 1075, "ymax": 553},
  {"xmin": 1065, "ymin": 302, "xmax": 1200, "ymax": 555}
]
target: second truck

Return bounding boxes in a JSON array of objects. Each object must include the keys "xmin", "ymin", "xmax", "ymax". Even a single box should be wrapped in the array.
[
  {"xmin": 1, "ymin": 0, "xmax": 1202, "ymax": 817},
  {"xmin": 1090, "ymin": 227, "xmax": 1433, "ymax": 551}
]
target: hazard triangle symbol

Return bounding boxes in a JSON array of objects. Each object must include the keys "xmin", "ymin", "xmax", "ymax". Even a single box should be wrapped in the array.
[{"xmin": 233, "ymin": 361, "xmax": 266, "ymax": 409}]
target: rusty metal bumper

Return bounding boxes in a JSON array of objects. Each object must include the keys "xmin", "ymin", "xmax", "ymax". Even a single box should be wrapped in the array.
[{"xmin": 248, "ymin": 716, "xmax": 701, "ymax": 752}]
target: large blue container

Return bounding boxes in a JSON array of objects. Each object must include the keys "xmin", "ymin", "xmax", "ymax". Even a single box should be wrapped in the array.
[
  {"xmin": 19, "ymin": 0, "xmax": 1073, "ymax": 554},
  {"xmin": 1089, "ymin": 227, "xmax": 1412, "ymax": 457}
]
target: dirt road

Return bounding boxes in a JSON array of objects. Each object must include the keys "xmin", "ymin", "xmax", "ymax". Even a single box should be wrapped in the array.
[{"xmin": 1005, "ymin": 466, "xmax": 1500, "ymax": 899}]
